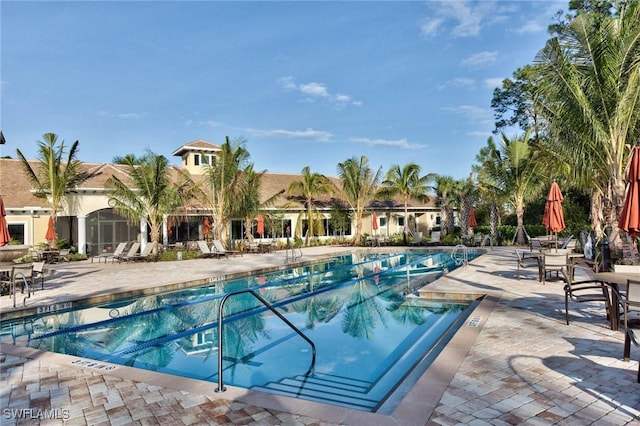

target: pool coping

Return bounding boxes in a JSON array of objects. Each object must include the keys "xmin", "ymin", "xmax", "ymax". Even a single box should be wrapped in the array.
[{"xmin": 0, "ymin": 293, "xmax": 496, "ymax": 425}]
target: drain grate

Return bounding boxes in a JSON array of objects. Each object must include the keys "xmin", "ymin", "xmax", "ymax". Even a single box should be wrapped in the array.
[{"xmin": 467, "ymin": 316, "xmax": 481, "ymax": 327}]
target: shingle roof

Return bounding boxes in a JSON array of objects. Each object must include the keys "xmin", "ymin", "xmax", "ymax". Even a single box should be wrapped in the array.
[{"xmin": 0, "ymin": 158, "xmax": 436, "ymax": 211}]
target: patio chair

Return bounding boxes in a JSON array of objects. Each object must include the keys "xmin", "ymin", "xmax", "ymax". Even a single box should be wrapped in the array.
[
  {"xmin": 211, "ymin": 240, "xmax": 241, "ymax": 258},
  {"xmin": 197, "ymin": 240, "xmax": 217, "ymax": 258},
  {"xmin": 116, "ymin": 242, "xmax": 140, "ymax": 262},
  {"xmin": 411, "ymin": 231, "xmax": 423, "ymax": 246},
  {"xmin": 623, "ymin": 324, "xmax": 640, "ymax": 383},
  {"xmin": 621, "ymin": 280, "xmax": 640, "ymax": 330},
  {"xmin": 31, "ymin": 262, "xmax": 46, "ymax": 291},
  {"xmin": 516, "ymin": 250, "xmax": 542, "ymax": 280},
  {"xmin": 564, "ymin": 279, "xmax": 612, "ymax": 326},
  {"xmin": 426, "ymin": 231, "xmax": 440, "ymax": 246},
  {"xmin": 0, "ymin": 264, "xmax": 34, "ymax": 296},
  {"xmin": 541, "ymin": 252, "xmax": 570, "ymax": 284},
  {"xmin": 54, "ymin": 249, "xmax": 70, "ymax": 263}
]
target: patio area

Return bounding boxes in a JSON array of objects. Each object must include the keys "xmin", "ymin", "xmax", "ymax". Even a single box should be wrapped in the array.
[{"xmin": 0, "ymin": 246, "xmax": 638, "ymax": 425}]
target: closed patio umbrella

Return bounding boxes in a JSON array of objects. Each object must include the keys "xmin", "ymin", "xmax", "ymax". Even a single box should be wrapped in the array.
[
  {"xmin": 203, "ymin": 217, "xmax": 211, "ymax": 239},
  {"xmin": 257, "ymin": 214, "xmax": 264, "ymax": 237},
  {"xmin": 45, "ymin": 215, "xmax": 56, "ymax": 243},
  {"xmin": 542, "ymin": 181, "xmax": 565, "ymax": 250},
  {"xmin": 469, "ymin": 208, "xmax": 477, "ymax": 228},
  {"xmin": 0, "ymin": 198, "xmax": 10, "ymax": 247},
  {"xmin": 619, "ymin": 143, "xmax": 640, "ymax": 239},
  {"xmin": 372, "ymin": 212, "xmax": 378, "ymax": 233}
]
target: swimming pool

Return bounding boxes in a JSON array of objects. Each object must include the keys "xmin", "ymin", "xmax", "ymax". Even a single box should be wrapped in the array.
[{"xmin": 1, "ymin": 250, "xmax": 481, "ymax": 412}]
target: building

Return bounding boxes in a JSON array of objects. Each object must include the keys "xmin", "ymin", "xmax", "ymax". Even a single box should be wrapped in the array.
[{"xmin": 0, "ymin": 140, "xmax": 441, "ymax": 255}]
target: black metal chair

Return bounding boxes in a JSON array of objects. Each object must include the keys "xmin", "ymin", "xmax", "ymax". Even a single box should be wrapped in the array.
[{"xmin": 564, "ymin": 279, "xmax": 613, "ymax": 326}]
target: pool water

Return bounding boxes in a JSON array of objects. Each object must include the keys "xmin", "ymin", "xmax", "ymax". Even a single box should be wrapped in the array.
[{"xmin": 1, "ymin": 250, "xmax": 480, "ymax": 412}]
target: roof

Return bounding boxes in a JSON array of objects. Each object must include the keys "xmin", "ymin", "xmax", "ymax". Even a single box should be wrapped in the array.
[
  {"xmin": 0, "ymin": 158, "xmax": 436, "ymax": 212},
  {"xmin": 171, "ymin": 140, "xmax": 222, "ymax": 157}
]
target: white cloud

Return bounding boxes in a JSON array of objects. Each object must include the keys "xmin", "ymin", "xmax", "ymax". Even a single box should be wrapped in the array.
[
  {"xmin": 441, "ymin": 105, "xmax": 492, "ymax": 124},
  {"xmin": 349, "ymin": 137, "xmax": 426, "ymax": 149},
  {"xmin": 516, "ymin": 20, "xmax": 545, "ymax": 35},
  {"xmin": 278, "ymin": 76, "xmax": 361, "ymax": 108},
  {"xmin": 461, "ymin": 51, "xmax": 498, "ymax": 67},
  {"xmin": 484, "ymin": 78, "xmax": 504, "ymax": 89},
  {"xmin": 97, "ymin": 111, "xmax": 145, "ymax": 119},
  {"xmin": 248, "ymin": 127, "xmax": 333, "ymax": 142},
  {"xmin": 437, "ymin": 78, "xmax": 475, "ymax": 90},
  {"xmin": 421, "ymin": 1, "xmax": 511, "ymax": 38}
]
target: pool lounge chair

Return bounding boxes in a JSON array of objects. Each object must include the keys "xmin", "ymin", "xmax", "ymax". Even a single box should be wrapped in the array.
[
  {"xmin": 211, "ymin": 240, "xmax": 241, "ymax": 258},
  {"xmin": 128, "ymin": 243, "xmax": 154, "ymax": 262},
  {"xmin": 197, "ymin": 240, "xmax": 217, "ymax": 258},
  {"xmin": 426, "ymin": 231, "xmax": 440, "ymax": 246},
  {"xmin": 92, "ymin": 242, "xmax": 127, "ymax": 263},
  {"xmin": 116, "ymin": 242, "xmax": 140, "ymax": 263}
]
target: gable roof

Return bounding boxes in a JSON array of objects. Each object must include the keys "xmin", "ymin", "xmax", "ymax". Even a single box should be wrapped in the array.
[{"xmin": 171, "ymin": 140, "xmax": 221, "ymax": 157}]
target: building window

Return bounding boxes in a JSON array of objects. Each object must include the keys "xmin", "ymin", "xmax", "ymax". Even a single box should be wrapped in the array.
[
  {"xmin": 194, "ymin": 154, "xmax": 200, "ymax": 166},
  {"xmin": 7, "ymin": 223, "xmax": 25, "ymax": 245},
  {"xmin": 379, "ymin": 216, "xmax": 387, "ymax": 227},
  {"xmin": 398, "ymin": 216, "xmax": 405, "ymax": 227}
]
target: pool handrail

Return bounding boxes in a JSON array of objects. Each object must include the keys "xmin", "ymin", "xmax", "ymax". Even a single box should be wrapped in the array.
[{"xmin": 215, "ymin": 288, "xmax": 316, "ymax": 393}]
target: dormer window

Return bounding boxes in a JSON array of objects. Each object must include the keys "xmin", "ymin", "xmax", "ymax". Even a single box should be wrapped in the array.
[{"xmin": 194, "ymin": 154, "xmax": 200, "ymax": 166}]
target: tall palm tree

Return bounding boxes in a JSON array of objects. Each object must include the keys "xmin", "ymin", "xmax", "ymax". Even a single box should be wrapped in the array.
[
  {"xmin": 106, "ymin": 150, "xmax": 200, "ymax": 255},
  {"xmin": 458, "ymin": 174, "xmax": 478, "ymax": 238},
  {"xmin": 433, "ymin": 175, "xmax": 459, "ymax": 237},
  {"xmin": 378, "ymin": 163, "xmax": 433, "ymax": 244},
  {"xmin": 336, "ymin": 156, "xmax": 383, "ymax": 245},
  {"xmin": 535, "ymin": 1, "xmax": 640, "ymax": 241},
  {"xmin": 477, "ymin": 131, "xmax": 543, "ymax": 245},
  {"xmin": 474, "ymin": 147, "xmax": 509, "ymax": 245},
  {"xmin": 16, "ymin": 133, "xmax": 86, "ymax": 248},
  {"xmin": 287, "ymin": 166, "xmax": 335, "ymax": 246},
  {"xmin": 204, "ymin": 137, "xmax": 251, "ymax": 244}
]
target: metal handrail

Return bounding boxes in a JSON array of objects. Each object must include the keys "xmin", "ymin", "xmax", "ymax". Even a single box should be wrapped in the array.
[
  {"xmin": 284, "ymin": 245, "xmax": 303, "ymax": 264},
  {"xmin": 215, "ymin": 288, "xmax": 316, "ymax": 392},
  {"xmin": 451, "ymin": 244, "xmax": 469, "ymax": 267},
  {"xmin": 12, "ymin": 272, "xmax": 31, "ymax": 308}
]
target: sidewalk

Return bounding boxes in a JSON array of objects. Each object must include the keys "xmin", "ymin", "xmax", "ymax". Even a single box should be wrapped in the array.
[{"xmin": 1, "ymin": 247, "xmax": 639, "ymax": 425}]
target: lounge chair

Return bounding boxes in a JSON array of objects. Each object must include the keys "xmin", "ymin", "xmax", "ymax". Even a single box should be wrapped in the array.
[
  {"xmin": 92, "ymin": 242, "xmax": 127, "ymax": 263},
  {"xmin": 116, "ymin": 242, "xmax": 140, "ymax": 262},
  {"xmin": 411, "ymin": 231, "xmax": 423, "ymax": 246},
  {"xmin": 128, "ymin": 243, "xmax": 154, "ymax": 262},
  {"xmin": 426, "ymin": 231, "xmax": 440, "ymax": 246},
  {"xmin": 211, "ymin": 240, "xmax": 241, "ymax": 258},
  {"xmin": 197, "ymin": 240, "xmax": 217, "ymax": 258}
]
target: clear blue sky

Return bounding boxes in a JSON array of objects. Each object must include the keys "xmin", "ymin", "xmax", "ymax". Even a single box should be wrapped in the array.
[{"xmin": 1, "ymin": 0, "xmax": 565, "ymax": 179}]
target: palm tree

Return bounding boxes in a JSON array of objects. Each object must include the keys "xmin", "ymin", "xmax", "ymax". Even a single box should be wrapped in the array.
[
  {"xmin": 474, "ymin": 148, "xmax": 509, "ymax": 246},
  {"xmin": 378, "ymin": 163, "xmax": 433, "ymax": 244},
  {"xmin": 16, "ymin": 133, "xmax": 86, "ymax": 248},
  {"xmin": 203, "ymin": 137, "xmax": 251, "ymax": 244},
  {"xmin": 433, "ymin": 175, "xmax": 459, "ymax": 237},
  {"xmin": 477, "ymin": 131, "xmax": 543, "ymax": 245},
  {"xmin": 458, "ymin": 174, "xmax": 478, "ymax": 238},
  {"xmin": 106, "ymin": 150, "xmax": 200, "ymax": 255},
  {"xmin": 336, "ymin": 156, "xmax": 383, "ymax": 245},
  {"xmin": 535, "ymin": 1, "xmax": 640, "ymax": 242},
  {"xmin": 287, "ymin": 166, "xmax": 335, "ymax": 246}
]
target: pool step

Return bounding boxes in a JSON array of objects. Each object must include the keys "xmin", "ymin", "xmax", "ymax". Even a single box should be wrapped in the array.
[{"xmin": 252, "ymin": 372, "xmax": 379, "ymax": 411}]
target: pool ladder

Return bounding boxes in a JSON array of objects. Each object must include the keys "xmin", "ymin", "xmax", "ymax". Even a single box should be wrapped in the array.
[
  {"xmin": 215, "ymin": 289, "xmax": 316, "ymax": 393},
  {"xmin": 10, "ymin": 272, "xmax": 32, "ymax": 308},
  {"xmin": 451, "ymin": 244, "xmax": 469, "ymax": 267},
  {"xmin": 284, "ymin": 245, "xmax": 303, "ymax": 264}
]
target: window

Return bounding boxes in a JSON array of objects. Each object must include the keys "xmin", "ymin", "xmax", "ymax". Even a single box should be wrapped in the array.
[
  {"xmin": 398, "ymin": 216, "xmax": 405, "ymax": 227},
  {"xmin": 379, "ymin": 216, "xmax": 387, "ymax": 227},
  {"xmin": 7, "ymin": 223, "xmax": 25, "ymax": 244},
  {"xmin": 193, "ymin": 154, "xmax": 200, "ymax": 166}
]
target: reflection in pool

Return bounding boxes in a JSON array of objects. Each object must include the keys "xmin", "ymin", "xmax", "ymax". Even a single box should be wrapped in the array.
[{"xmin": 2, "ymin": 250, "xmax": 481, "ymax": 412}]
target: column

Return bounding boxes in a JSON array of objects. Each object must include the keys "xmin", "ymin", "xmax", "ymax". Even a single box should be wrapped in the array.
[{"xmin": 77, "ymin": 215, "xmax": 87, "ymax": 255}]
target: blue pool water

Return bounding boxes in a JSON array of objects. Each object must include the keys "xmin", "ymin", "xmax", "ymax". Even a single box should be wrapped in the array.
[{"xmin": 1, "ymin": 250, "xmax": 480, "ymax": 412}]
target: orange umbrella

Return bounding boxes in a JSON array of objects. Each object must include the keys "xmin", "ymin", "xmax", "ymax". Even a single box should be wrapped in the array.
[
  {"xmin": 203, "ymin": 217, "xmax": 211, "ymax": 238},
  {"xmin": 372, "ymin": 212, "xmax": 378, "ymax": 232},
  {"xmin": 469, "ymin": 208, "xmax": 477, "ymax": 228},
  {"xmin": 619, "ymin": 143, "xmax": 640, "ymax": 238},
  {"xmin": 257, "ymin": 214, "xmax": 264, "ymax": 236},
  {"xmin": 542, "ymin": 181, "xmax": 565, "ymax": 249},
  {"xmin": 0, "ymin": 198, "xmax": 10, "ymax": 247},
  {"xmin": 45, "ymin": 215, "xmax": 56, "ymax": 242}
]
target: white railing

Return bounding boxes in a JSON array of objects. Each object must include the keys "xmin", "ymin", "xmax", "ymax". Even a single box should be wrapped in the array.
[{"xmin": 451, "ymin": 244, "xmax": 469, "ymax": 267}]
